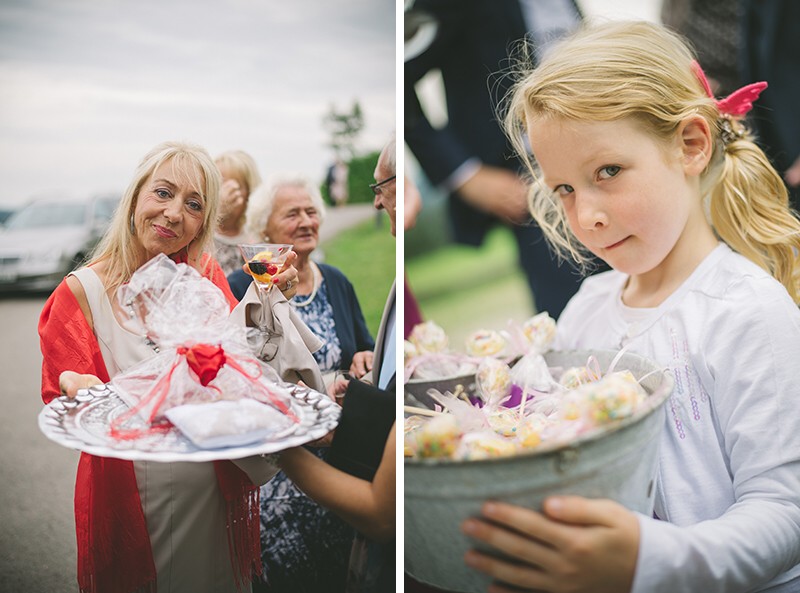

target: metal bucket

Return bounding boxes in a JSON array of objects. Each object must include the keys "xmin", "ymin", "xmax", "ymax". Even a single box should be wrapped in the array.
[
  {"xmin": 404, "ymin": 350, "xmax": 673, "ymax": 593},
  {"xmin": 404, "ymin": 372, "xmax": 477, "ymax": 409}
]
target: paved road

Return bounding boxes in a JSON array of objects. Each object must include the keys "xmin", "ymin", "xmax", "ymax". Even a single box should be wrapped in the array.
[
  {"xmin": 319, "ymin": 202, "xmax": 378, "ymax": 244},
  {"xmin": 0, "ymin": 203, "xmax": 380, "ymax": 593},
  {"xmin": 0, "ymin": 292, "xmax": 79, "ymax": 593}
]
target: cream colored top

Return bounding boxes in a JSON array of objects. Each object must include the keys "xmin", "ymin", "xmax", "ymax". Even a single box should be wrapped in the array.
[{"xmin": 71, "ymin": 267, "xmax": 276, "ymax": 593}]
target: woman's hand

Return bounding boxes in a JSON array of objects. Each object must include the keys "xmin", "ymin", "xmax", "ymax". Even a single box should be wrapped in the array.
[
  {"xmin": 58, "ymin": 371, "xmax": 103, "ymax": 398},
  {"xmin": 330, "ymin": 375, "xmax": 349, "ymax": 397},
  {"xmin": 272, "ymin": 250, "xmax": 299, "ymax": 299},
  {"xmin": 462, "ymin": 497, "xmax": 639, "ymax": 593},
  {"xmin": 218, "ymin": 179, "xmax": 245, "ymax": 226},
  {"xmin": 349, "ymin": 350, "xmax": 374, "ymax": 379},
  {"xmin": 242, "ymin": 250, "xmax": 299, "ymax": 299}
]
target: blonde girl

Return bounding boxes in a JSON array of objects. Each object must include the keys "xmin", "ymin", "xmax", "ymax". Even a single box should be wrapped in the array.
[{"xmin": 462, "ymin": 21, "xmax": 800, "ymax": 593}]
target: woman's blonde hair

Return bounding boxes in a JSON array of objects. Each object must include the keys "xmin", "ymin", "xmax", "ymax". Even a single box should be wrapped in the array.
[
  {"xmin": 90, "ymin": 141, "xmax": 221, "ymax": 291},
  {"xmin": 245, "ymin": 175, "xmax": 327, "ymax": 241},
  {"xmin": 504, "ymin": 20, "xmax": 800, "ymax": 302}
]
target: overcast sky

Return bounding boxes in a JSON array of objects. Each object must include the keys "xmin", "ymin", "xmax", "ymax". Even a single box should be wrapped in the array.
[{"xmin": 0, "ymin": 0, "xmax": 395, "ymax": 207}]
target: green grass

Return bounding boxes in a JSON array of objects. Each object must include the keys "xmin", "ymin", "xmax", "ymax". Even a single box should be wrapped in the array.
[
  {"xmin": 405, "ymin": 227, "xmax": 534, "ymax": 348},
  {"xmin": 319, "ymin": 222, "xmax": 533, "ymax": 345},
  {"xmin": 322, "ymin": 216, "xmax": 395, "ymax": 338},
  {"xmin": 406, "ymin": 227, "xmax": 519, "ymax": 299}
]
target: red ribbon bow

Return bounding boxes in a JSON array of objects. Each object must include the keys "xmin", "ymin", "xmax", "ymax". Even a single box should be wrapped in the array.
[
  {"xmin": 181, "ymin": 343, "xmax": 226, "ymax": 386},
  {"xmin": 691, "ymin": 60, "xmax": 767, "ymax": 117}
]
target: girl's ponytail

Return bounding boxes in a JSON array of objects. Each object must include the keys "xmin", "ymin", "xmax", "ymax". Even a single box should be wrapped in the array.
[{"xmin": 708, "ymin": 129, "xmax": 800, "ymax": 303}]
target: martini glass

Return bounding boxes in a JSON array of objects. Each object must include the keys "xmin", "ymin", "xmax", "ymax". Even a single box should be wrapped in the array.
[{"xmin": 238, "ymin": 243, "xmax": 293, "ymax": 333}]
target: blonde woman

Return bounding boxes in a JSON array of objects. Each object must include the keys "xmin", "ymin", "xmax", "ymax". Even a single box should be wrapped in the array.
[{"xmin": 40, "ymin": 141, "xmax": 295, "ymax": 593}]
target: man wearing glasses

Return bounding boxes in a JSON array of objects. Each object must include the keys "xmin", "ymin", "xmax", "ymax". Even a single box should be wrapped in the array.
[
  {"xmin": 370, "ymin": 171, "xmax": 397, "ymax": 235},
  {"xmin": 347, "ymin": 134, "xmax": 397, "ymax": 379},
  {"xmin": 326, "ymin": 133, "xmax": 397, "ymax": 591}
]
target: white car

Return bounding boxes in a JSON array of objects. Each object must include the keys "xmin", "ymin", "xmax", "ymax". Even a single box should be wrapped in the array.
[{"xmin": 0, "ymin": 195, "xmax": 119, "ymax": 293}]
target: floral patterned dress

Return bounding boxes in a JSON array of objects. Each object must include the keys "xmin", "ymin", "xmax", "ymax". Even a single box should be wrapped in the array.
[{"xmin": 255, "ymin": 277, "xmax": 353, "ymax": 593}]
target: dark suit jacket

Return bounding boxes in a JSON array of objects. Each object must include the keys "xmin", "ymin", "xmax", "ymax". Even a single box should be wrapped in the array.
[
  {"xmin": 405, "ymin": 0, "xmax": 581, "ymax": 246},
  {"xmin": 327, "ymin": 282, "xmax": 395, "ymax": 481},
  {"xmin": 742, "ymin": 0, "xmax": 800, "ymax": 189}
]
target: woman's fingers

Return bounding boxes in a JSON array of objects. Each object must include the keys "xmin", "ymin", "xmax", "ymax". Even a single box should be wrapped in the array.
[
  {"xmin": 349, "ymin": 350, "xmax": 374, "ymax": 378},
  {"xmin": 59, "ymin": 371, "xmax": 102, "ymax": 398},
  {"xmin": 280, "ymin": 250, "xmax": 298, "ymax": 272},
  {"xmin": 273, "ymin": 264, "xmax": 299, "ymax": 298}
]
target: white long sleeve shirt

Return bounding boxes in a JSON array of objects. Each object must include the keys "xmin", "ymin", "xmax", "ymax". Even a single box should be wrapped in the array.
[{"xmin": 555, "ymin": 244, "xmax": 800, "ymax": 592}]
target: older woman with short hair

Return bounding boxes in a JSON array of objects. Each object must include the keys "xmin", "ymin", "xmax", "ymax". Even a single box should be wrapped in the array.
[
  {"xmin": 228, "ymin": 175, "xmax": 375, "ymax": 593},
  {"xmin": 229, "ymin": 176, "xmax": 374, "ymax": 377}
]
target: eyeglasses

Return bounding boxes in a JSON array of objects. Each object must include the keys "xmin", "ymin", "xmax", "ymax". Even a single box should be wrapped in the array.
[{"xmin": 369, "ymin": 175, "xmax": 396, "ymax": 195}]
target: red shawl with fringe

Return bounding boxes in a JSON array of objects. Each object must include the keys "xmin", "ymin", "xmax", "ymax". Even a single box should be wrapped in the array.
[{"xmin": 38, "ymin": 256, "xmax": 261, "ymax": 593}]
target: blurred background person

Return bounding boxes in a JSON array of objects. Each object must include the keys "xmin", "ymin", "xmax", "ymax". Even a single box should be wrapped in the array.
[
  {"xmin": 231, "ymin": 176, "xmax": 374, "ymax": 593},
  {"xmin": 405, "ymin": 0, "xmax": 586, "ymax": 320},
  {"xmin": 660, "ymin": 0, "xmax": 743, "ymax": 97},
  {"xmin": 325, "ymin": 158, "xmax": 350, "ymax": 207},
  {"xmin": 741, "ymin": 0, "xmax": 800, "ymax": 210},
  {"xmin": 214, "ymin": 150, "xmax": 262, "ymax": 276}
]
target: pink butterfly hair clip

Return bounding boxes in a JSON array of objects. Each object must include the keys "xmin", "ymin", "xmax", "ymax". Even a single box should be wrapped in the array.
[{"xmin": 691, "ymin": 60, "xmax": 768, "ymax": 117}]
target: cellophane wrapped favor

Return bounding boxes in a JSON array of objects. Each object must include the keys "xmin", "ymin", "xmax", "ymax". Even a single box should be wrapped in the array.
[{"xmin": 109, "ymin": 254, "xmax": 298, "ymax": 448}]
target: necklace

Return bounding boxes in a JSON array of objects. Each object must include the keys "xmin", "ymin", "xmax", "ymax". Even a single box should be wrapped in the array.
[{"xmin": 291, "ymin": 264, "xmax": 320, "ymax": 308}]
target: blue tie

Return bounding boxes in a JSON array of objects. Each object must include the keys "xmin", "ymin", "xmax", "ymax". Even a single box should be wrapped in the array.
[{"xmin": 378, "ymin": 310, "xmax": 396, "ymax": 390}]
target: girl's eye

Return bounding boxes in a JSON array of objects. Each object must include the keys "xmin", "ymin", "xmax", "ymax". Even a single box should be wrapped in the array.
[
  {"xmin": 555, "ymin": 184, "xmax": 574, "ymax": 197},
  {"xmin": 187, "ymin": 199, "xmax": 203, "ymax": 212},
  {"xmin": 598, "ymin": 165, "xmax": 621, "ymax": 180},
  {"xmin": 156, "ymin": 189, "xmax": 171, "ymax": 199}
]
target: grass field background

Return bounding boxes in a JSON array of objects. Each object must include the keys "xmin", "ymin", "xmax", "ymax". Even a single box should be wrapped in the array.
[
  {"xmin": 322, "ymin": 216, "xmax": 395, "ymax": 339},
  {"xmin": 405, "ymin": 227, "xmax": 534, "ymax": 349}
]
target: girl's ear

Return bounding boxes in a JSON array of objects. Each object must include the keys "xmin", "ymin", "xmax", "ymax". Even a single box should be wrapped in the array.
[{"xmin": 679, "ymin": 115, "xmax": 713, "ymax": 176}]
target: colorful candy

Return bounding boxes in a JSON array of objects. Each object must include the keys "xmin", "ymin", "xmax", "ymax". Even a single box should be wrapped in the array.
[
  {"xmin": 522, "ymin": 312, "xmax": 557, "ymax": 352},
  {"xmin": 415, "ymin": 414, "xmax": 461, "ymax": 459},
  {"xmin": 559, "ymin": 366, "xmax": 597, "ymax": 390},
  {"xmin": 406, "ymin": 369, "xmax": 649, "ymax": 461},
  {"xmin": 561, "ymin": 371, "xmax": 646, "ymax": 424},
  {"xmin": 476, "ymin": 357, "xmax": 512, "ymax": 406},
  {"xmin": 465, "ymin": 329, "xmax": 507, "ymax": 357},
  {"xmin": 408, "ymin": 321, "xmax": 449, "ymax": 355},
  {"xmin": 456, "ymin": 432, "xmax": 518, "ymax": 460}
]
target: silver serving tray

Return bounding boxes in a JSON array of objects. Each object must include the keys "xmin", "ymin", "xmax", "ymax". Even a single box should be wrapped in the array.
[{"xmin": 38, "ymin": 382, "xmax": 340, "ymax": 462}]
